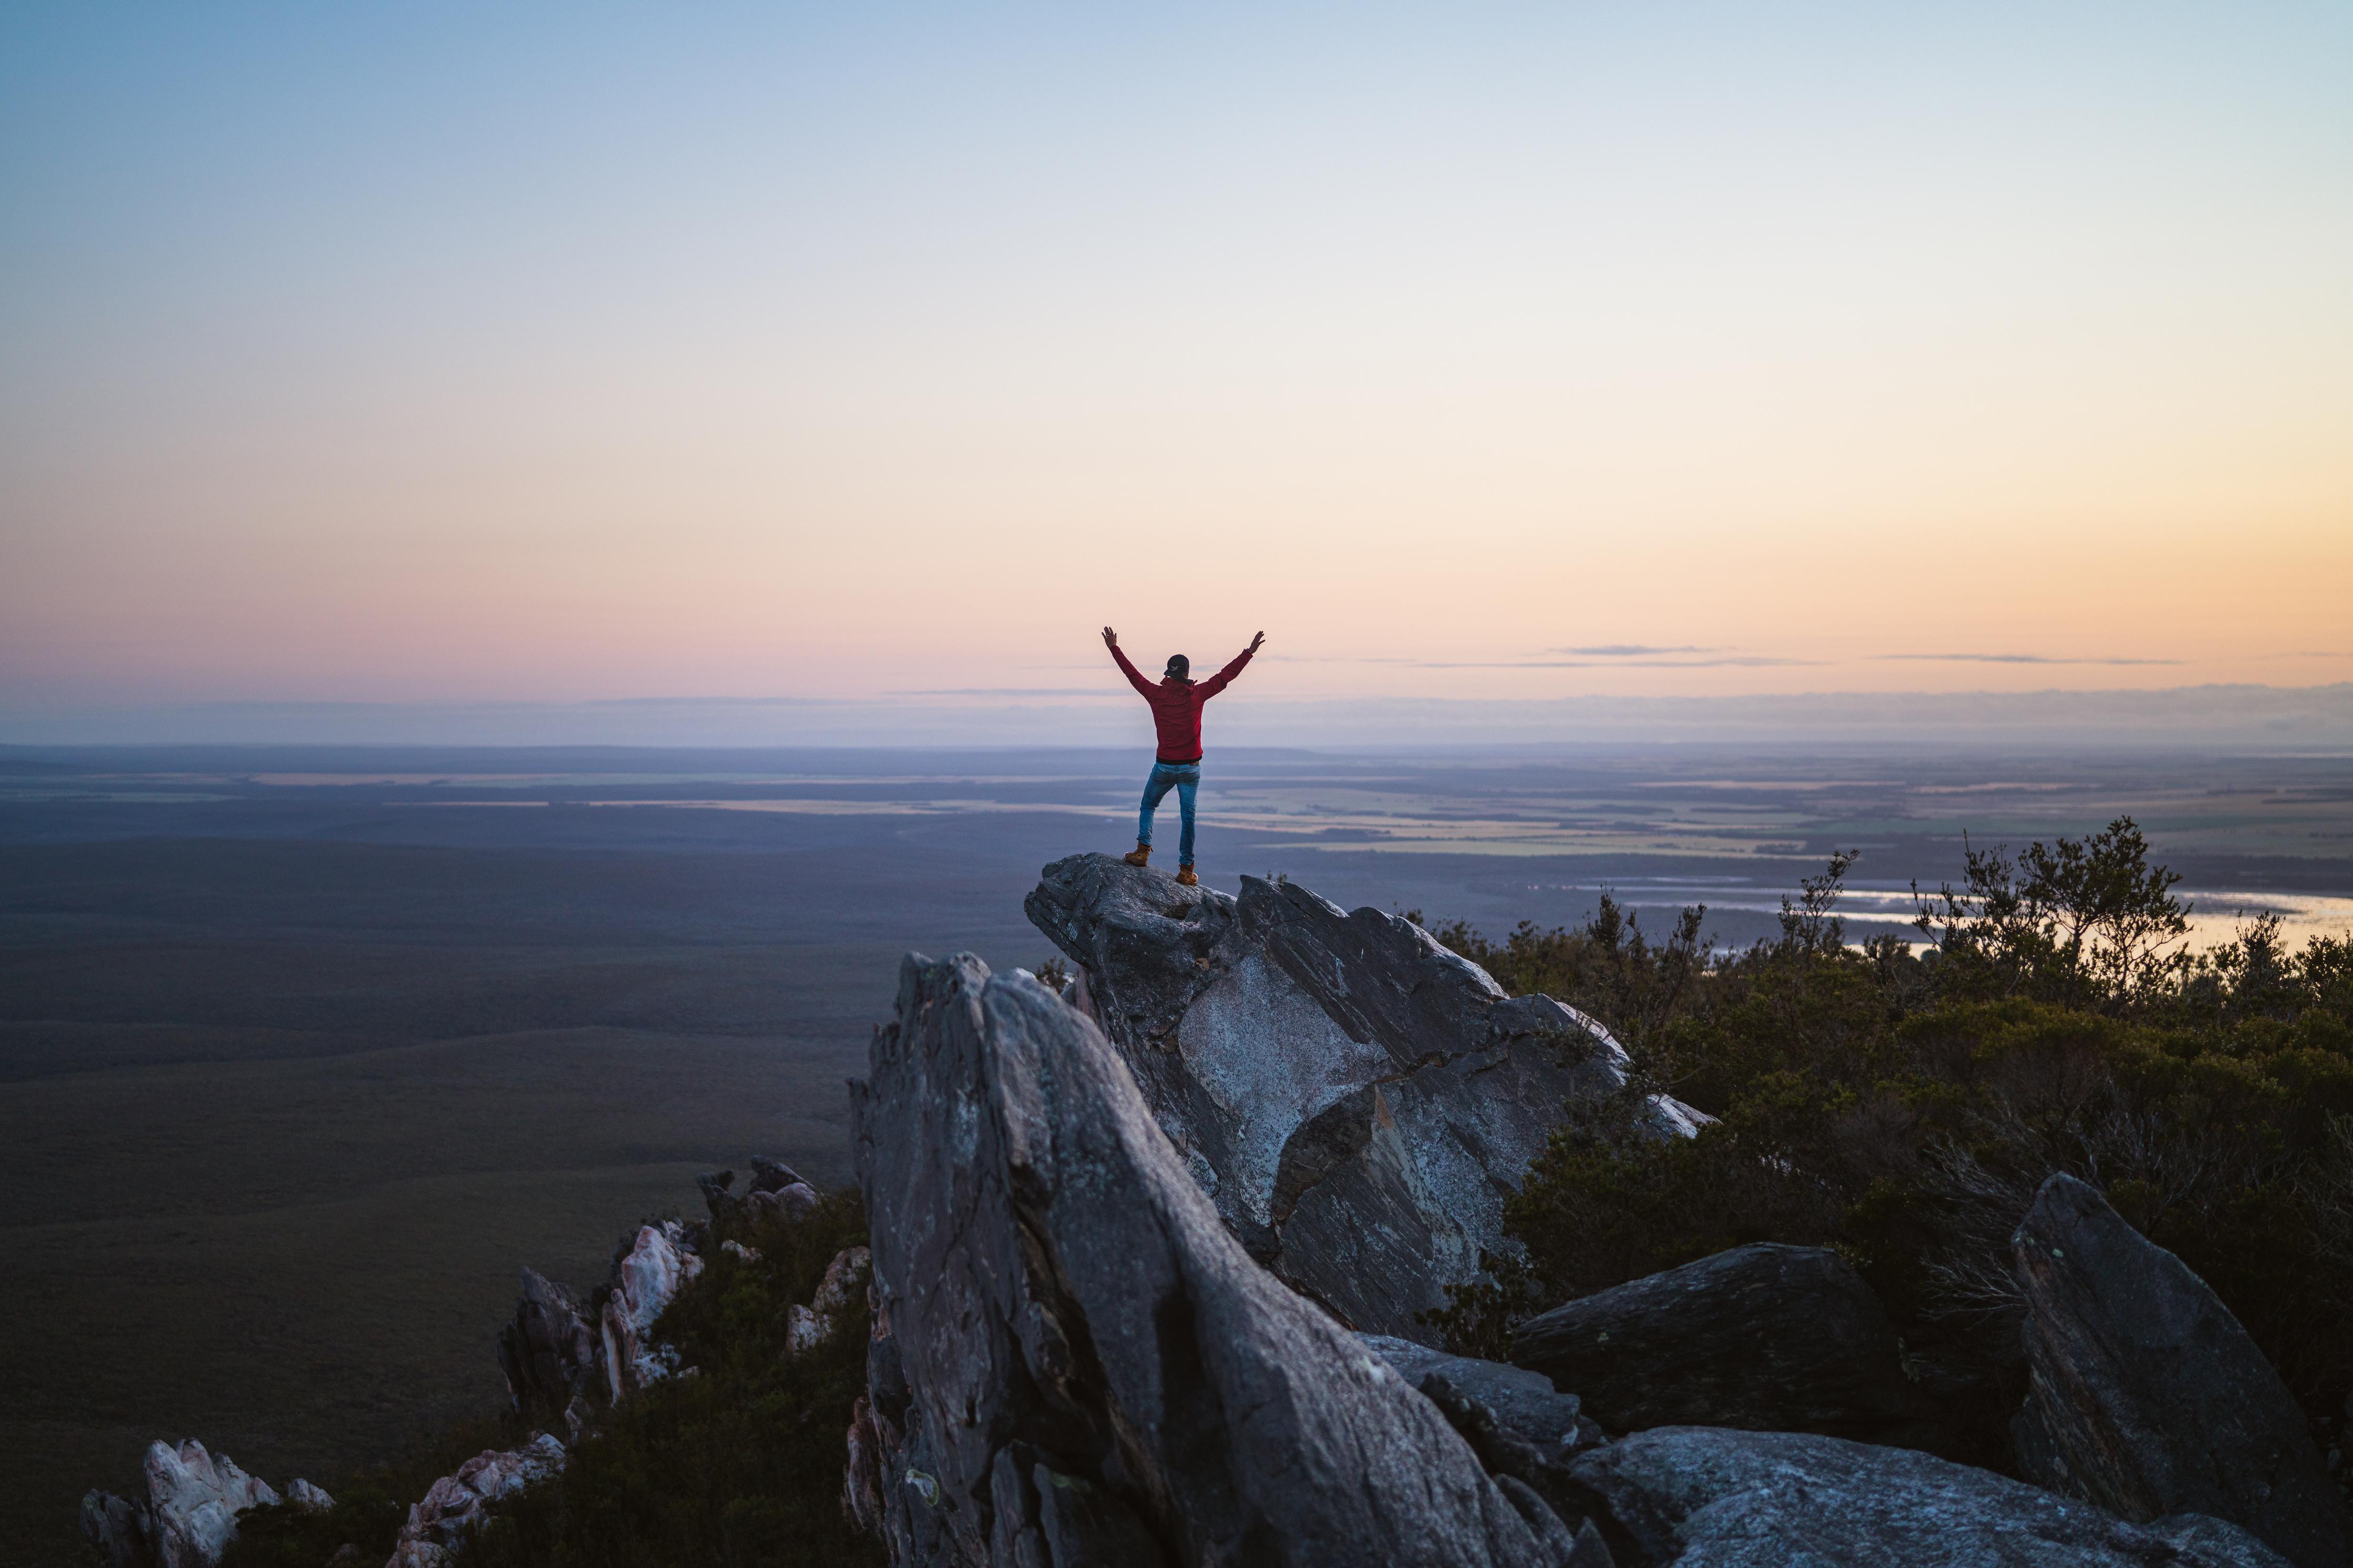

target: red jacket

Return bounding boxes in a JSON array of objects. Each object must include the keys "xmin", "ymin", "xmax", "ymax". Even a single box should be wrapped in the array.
[{"xmin": 1111, "ymin": 643, "xmax": 1253, "ymax": 763}]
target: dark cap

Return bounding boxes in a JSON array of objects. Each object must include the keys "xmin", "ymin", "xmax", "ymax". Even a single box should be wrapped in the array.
[{"xmin": 1164, "ymin": 654, "xmax": 1190, "ymax": 681}]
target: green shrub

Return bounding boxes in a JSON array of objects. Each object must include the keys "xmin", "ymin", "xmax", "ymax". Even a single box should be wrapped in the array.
[
  {"xmin": 459, "ymin": 1189, "xmax": 881, "ymax": 1568},
  {"xmin": 1434, "ymin": 822, "xmax": 2353, "ymax": 1462}
]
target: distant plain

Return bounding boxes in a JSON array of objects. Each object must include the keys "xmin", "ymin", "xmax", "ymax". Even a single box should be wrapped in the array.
[{"xmin": 4, "ymin": 742, "xmax": 2349, "ymax": 1563}]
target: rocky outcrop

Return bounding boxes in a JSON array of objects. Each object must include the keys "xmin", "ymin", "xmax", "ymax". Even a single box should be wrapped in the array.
[
  {"xmin": 79, "ymin": 1440, "xmax": 327, "ymax": 1568},
  {"xmin": 599, "ymin": 1219, "xmax": 702, "ymax": 1402},
  {"xmin": 384, "ymin": 1433, "xmax": 566, "ymax": 1568},
  {"xmin": 497, "ymin": 1267, "xmax": 598, "ymax": 1416},
  {"xmin": 1024, "ymin": 854, "xmax": 1704, "ymax": 1338},
  {"xmin": 852, "ymin": 949, "xmax": 1588, "ymax": 1566},
  {"xmin": 1565, "ymin": 1427, "xmax": 2288, "ymax": 1567},
  {"xmin": 1508, "ymin": 1243, "xmax": 1938, "ymax": 1444},
  {"xmin": 2012, "ymin": 1174, "xmax": 2347, "ymax": 1568},
  {"xmin": 788, "ymin": 1245, "xmax": 871, "ymax": 1354},
  {"xmin": 285, "ymin": 1478, "xmax": 335, "ymax": 1512}
]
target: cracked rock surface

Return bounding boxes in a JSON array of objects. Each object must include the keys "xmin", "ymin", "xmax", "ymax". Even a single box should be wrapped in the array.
[
  {"xmin": 1024, "ymin": 853, "xmax": 1703, "ymax": 1337},
  {"xmin": 851, "ymin": 949, "xmax": 1571, "ymax": 1567},
  {"xmin": 2012, "ymin": 1174, "xmax": 2347, "ymax": 1568}
]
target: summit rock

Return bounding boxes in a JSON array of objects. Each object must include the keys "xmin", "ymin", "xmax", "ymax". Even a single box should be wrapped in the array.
[{"xmin": 1024, "ymin": 853, "xmax": 1704, "ymax": 1337}]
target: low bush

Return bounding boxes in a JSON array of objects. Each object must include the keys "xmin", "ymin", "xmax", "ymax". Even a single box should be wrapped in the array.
[
  {"xmin": 1430, "ymin": 820, "xmax": 2353, "ymax": 1462},
  {"xmin": 459, "ymin": 1189, "xmax": 879, "ymax": 1568}
]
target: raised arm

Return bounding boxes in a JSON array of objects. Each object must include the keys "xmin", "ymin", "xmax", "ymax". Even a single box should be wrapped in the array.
[
  {"xmin": 1199, "ymin": 630, "xmax": 1265, "ymax": 699},
  {"xmin": 1103, "ymin": 626, "xmax": 1157, "ymax": 699}
]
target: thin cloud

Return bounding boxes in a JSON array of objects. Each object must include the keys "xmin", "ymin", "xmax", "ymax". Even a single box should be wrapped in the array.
[
  {"xmin": 1876, "ymin": 653, "xmax": 2181, "ymax": 666},
  {"xmin": 1418, "ymin": 656, "xmax": 1823, "ymax": 669},
  {"xmin": 894, "ymin": 687, "xmax": 1122, "ymax": 697},
  {"xmin": 1544, "ymin": 644, "xmax": 1715, "ymax": 656},
  {"xmin": 1263, "ymin": 654, "xmax": 1422, "ymax": 665}
]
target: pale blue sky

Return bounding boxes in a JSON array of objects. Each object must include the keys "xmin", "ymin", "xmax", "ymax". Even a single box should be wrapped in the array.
[{"xmin": 5, "ymin": 3, "xmax": 2349, "ymax": 722}]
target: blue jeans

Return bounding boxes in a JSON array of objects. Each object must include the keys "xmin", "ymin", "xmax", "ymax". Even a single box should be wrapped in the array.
[{"xmin": 1138, "ymin": 760, "xmax": 1200, "ymax": 864}]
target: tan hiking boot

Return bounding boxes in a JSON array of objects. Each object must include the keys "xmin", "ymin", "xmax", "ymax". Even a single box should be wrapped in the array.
[
  {"xmin": 1122, "ymin": 844, "xmax": 1151, "ymax": 867},
  {"xmin": 1175, "ymin": 865, "xmax": 1198, "ymax": 886}
]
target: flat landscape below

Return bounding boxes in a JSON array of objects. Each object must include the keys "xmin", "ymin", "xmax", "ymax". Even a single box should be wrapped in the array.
[{"xmin": 4, "ymin": 742, "xmax": 2349, "ymax": 1563}]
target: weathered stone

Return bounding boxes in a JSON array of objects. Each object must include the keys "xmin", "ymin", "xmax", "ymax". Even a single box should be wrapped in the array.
[
  {"xmin": 1024, "ymin": 854, "xmax": 1702, "ymax": 1338},
  {"xmin": 743, "ymin": 1182, "xmax": 820, "ymax": 1222},
  {"xmin": 812, "ymin": 1245, "xmax": 870, "ymax": 1319},
  {"xmin": 701, "ymin": 1157, "xmax": 816, "ymax": 1227},
  {"xmin": 79, "ymin": 1440, "xmax": 284, "ymax": 1568},
  {"xmin": 1361, "ymin": 1333, "xmax": 1608, "ymax": 1543},
  {"xmin": 852, "ymin": 949, "xmax": 1569, "ymax": 1567},
  {"xmin": 2012, "ymin": 1173, "xmax": 2347, "ymax": 1568},
  {"xmin": 598, "ymin": 1220, "xmax": 701, "ymax": 1402},
  {"xmin": 285, "ymin": 1479, "xmax": 335, "ymax": 1513},
  {"xmin": 1509, "ymin": 1243, "xmax": 1936, "ymax": 1442},
  {"xmin": 1364, "ymin": 1336, "xmax": 1601, "ymax": 1452},
  {"xmin": 787, "ymin": 1246, "xmax": 871, "ymax": 1355},
  {"xmin": 497, "ymin": 1267, "xmax": 599, "ymax": 1416},
  {"xmin": 79, "ymin": 1487, "xmax": 148, "ymax": 1568},
  {"xmin": 696, "ymin": 1168, "xmax": 738, "ymax": 1222},
  {"xmin": 843, "ymin": 1393, "xmax": 894, "ymax": 1537},
  {"xmin": 383, "ymin": 1433, "xmax": 565, "ymax": 1568},
  {"xmin": 749, "ymin": 1154, "xmax": 808, "ymax": 1193},
  {"xmin": 1568, "ymin": 1427, "xmax": 2290, "ymax": 1568}
]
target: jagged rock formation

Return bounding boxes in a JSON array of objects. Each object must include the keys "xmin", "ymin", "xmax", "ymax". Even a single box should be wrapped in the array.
[
  {"xmin": 384, "ymin": 1434, "xmax": 566, "ymax": 1568},
  {"xmin": 1565, "ymin": 1428, "xmax": 2289, "ymax": 1567},
  {"xmin": 1507, "ymin": 1243, "xmax": 1939, "ymax": 1445},
  {"xmin": 1024, "ymin": 854, "xmax": 1704, "ymax": 1337},
  {"xmin": 599, "ymin": 1219, "xmax": 702, "ymax": 1401},
  {"xmin": 2012, "ymin": 1174, "xmax": 2347, "ymax": 1568},
  {"xmin": 852, "ymin": 950, "xmax": 1588, "ymax": 1566},
  {"xmin": 497, "ymin": 1267, "xmax": 599, "ymax": 1416},
  {"xmin": 79, "ymin": 1440, "xmax": 327, "ymax": 1568}
]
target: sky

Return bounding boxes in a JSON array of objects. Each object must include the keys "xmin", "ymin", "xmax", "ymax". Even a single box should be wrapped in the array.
[{"xmin": 3, "ymin": 2, "xmax": 2349, "ymax": 736}]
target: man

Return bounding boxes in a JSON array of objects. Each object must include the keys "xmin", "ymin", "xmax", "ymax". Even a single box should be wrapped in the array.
[{"xmin": 1102, "ymin": 625, "xmax": 1264, "ymax": 886}]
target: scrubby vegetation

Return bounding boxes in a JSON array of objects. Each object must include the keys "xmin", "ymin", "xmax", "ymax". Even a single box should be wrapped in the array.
[
  {"xmin": 219, "ymin": 1414, "xmax": 519, "ymax": 1568},
  {"xmin": 221, "ymin": 1192, "xmax": 878, "ymax": 1568},
  {"xmin": 1427, "ymin": 818, "xmax": 2353, "ymax": 1463}
]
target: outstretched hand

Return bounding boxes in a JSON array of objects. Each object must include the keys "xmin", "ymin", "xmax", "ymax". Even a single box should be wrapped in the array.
[
  {"xmin": 1102, "ymin": 626, "xmax": 1119, "ymax": 650},
  {"xmin": 1247, "ymin": 630, "xmax": 1265, "ymax": 655}
]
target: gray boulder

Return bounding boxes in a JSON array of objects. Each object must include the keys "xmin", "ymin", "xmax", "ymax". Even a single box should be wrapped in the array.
[
  {"xmin": 851, "ymin": 949, "xmax": 1578, "ymax": 1567},
  {"xmin": 1361, "ymin": 1335, "xmax": 1605, "ymax": 1458},
  {"xmin": 1567, "ymin": 1427, "xmax": 2291, "ymax": 1567},
  {"xmin": 1361, "ymin": 1334, "xmax": 1608, "ymax": 1536},
  {"xmin": 1508, "ymin": 1243, "xmax": 1939, "ymax": 1444},
  {"xmin": 2012, "ymin": 1174, "xmax": 2347, "ymax": 1568},
  {"xmin": 1024, "ymin": 854, "xmax": 1702, "ymax": 1338}
]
